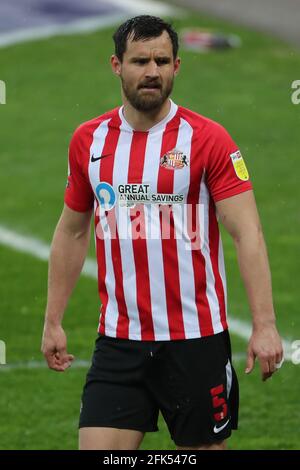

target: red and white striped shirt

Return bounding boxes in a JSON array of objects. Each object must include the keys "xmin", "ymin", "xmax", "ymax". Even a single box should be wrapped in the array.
[{"xmin": 65, "ymin": 100, "xmax": 252, "ymax": 341}]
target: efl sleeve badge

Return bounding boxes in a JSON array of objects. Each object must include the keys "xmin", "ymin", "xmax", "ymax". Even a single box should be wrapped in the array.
[{"xmin": 230, "ymin": 150, "xmax": 249, "ymax": 181}]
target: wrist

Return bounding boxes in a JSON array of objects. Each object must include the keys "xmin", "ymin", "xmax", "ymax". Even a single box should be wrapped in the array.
[
  {"xmin": 252, "ymin": 316, "xmax": 276, "ymax": 330},
  {"xmin": 44, "ymin": 315, "xmax": 62, "ymax": 328}
]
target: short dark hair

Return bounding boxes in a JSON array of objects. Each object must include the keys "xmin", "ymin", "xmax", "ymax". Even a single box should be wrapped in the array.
[{"xmin": 113, "ymin": 15, "xmax": 179, "ymax": 62}]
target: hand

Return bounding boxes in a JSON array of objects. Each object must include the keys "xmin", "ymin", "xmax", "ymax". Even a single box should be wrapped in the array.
[
  {"xmin": 245, "ymin": 324, "xmax": 283, "ymax": 381},
  {"xmin": 41, "ymin": 323, "xmax": 74, "ymax": 372}
]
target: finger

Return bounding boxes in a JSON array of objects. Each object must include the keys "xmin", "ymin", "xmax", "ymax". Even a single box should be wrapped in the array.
[
  {"xmin": 275, "ymin": 356, "xmax": 284, "ymax": 370},
  {"xmin": 275, "ymin": 350, "xmax": 284, "ymax": 365},
  {"xmin": 245, "ymin": 350, "xmax": 255, "ymax": 374},
  {"xmin": 269, "ymin": 357, "xmax": 277, "ymax": 374},
  {"xmin": 55, "ymin": 353, "xmax": 74, "ymax": 362},
  {"xmin": 260, "ymin": 358, "xmax": 271, "ymax": 381},
  {"xmin": 44, "ymin": 351, "xmax": 58, "ymax": 368},
  {"xmin": 262, "ymin": 371, "xmax": 273, "ymax": 381},
  {"xmin": 57, "ymin": 367, "xmax": 69, "ymax": 372},
  {"xmin": 266, "ymin": 350, "xmax": 284, "ymax": 378},
  {"xmin": 55, "ymin": 354, "xmax": 74, "ymax": 370},
  {"xmin": 53, "ymin": 354, "xmax": 72, "ymax": 370},
  {"xmin": 45, "ymin": 354, "xmax": 67, "ymax": 372},
  {"xmin": 55, "ymin": 347, "xmax": 67, "ymax": 359},
  {"xmin": 52, "ymin": 364, "xmax": 68, "ymax": 372},
  {"xmin": 55, "ymin": 351, "xmax": 74, "ymax": 365}
]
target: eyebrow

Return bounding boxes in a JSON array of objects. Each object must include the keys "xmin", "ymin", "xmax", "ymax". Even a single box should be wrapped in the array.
[{"xmin": 130, "ymin": 56, "xmax": 172, "ymax": 62}]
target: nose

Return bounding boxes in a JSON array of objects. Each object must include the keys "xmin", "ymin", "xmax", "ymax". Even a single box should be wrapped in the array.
[{"xmin": 145, "ymin": 60, "xmax": 159, "ymax": 79}]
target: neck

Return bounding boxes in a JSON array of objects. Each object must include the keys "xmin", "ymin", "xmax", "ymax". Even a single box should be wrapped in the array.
[{"xmin": 122, "ymin": 96, "xmax": 171, "ymax": 132}]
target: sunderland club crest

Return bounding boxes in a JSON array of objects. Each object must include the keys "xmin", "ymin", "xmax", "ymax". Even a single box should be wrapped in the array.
[{"xmin": 160, "ymin": 148, "xmax": 189, "ymax": 170}]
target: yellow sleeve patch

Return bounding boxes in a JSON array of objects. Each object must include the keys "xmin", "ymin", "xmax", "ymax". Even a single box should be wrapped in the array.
[{"xmin": 230, "ymin": 150, "xmax": 249, "ymax": 181}]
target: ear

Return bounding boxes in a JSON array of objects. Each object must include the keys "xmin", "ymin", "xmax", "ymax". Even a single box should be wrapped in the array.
[
  {"xmin": 111, "ymin": 54, "xmax": 122, "ymax": 76},
  {"xmin": 174, "ymin": 57, "xmax": 181, "ymax": 76}
]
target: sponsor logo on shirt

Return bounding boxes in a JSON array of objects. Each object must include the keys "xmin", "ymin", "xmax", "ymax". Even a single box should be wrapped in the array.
[
  {"xmin": 95, "ymin": 182, "xmax": 116, "ymax": 210},
  {"xmin": 230, "ymin": 150, "xmax": 249, "ymax": 181},
  {"xmin": 118, "ymin": 183, "xmax": 184, "ymax": 208},
  {"xmin": 160, "ymin": 148, "xmax": 189, "ymax": 170}
]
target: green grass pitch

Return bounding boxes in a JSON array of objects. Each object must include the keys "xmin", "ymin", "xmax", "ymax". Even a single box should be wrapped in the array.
[{"xmin": 0, "ymin": 12, "xmax": 300, "ymax": 449}]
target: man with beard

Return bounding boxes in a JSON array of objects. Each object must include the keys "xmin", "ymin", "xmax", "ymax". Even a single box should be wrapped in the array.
[{"xmin": 41, "ymin": 15, "xmax": 283, "ymax": 450}]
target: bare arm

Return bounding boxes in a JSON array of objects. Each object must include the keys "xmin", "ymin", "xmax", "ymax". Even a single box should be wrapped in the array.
[
  {"xmin": 216, "ymin": 190, "xmax": 283, "ymax": 380},
  {"xmin": 41, "ymin": 204, "xmax": 93, "ymax": 371}
]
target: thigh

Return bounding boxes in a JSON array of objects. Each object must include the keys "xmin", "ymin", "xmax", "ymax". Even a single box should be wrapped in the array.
[
  {"xmin": 176, "ymin": 440, "xmax": 227, "ymax": 451},
  {"xmin": 79, "ymin": 336, "xmax": 159, "ymax": 435},
  {"xmin": 146, "ymin": 331, "xmax": 239, "ymax": 447},
  {"xmin": 79, "ymin": 427, "xmax": 144, "ymax": 450}
]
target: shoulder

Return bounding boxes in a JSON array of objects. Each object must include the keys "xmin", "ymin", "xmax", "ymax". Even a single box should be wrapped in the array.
[
  {"xmin": 70, "ymin": 107, "xmax": 120, "ymax": 145},
  {"xmin": 177, "ymin": 106, "xmax": 234, "ymax": 143}
]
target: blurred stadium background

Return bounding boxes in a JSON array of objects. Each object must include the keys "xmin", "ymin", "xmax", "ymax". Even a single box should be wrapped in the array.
[{"xmin": 0, "ymin": 0, "xmax": 300, "ymax": 450}]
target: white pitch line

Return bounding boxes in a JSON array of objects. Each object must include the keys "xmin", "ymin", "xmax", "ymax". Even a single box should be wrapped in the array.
[
  {"xmin": 0, "ymin": 224, "xmax": 294, "ymax": 362},
  {"xmin": 0, "ymin": 15, "xmax": 126, "ymax": 49},
  {"xmin": 0, "ymin": 225, "xmax": 97, "ymax": 279},
  {"xmin": 0, "ymin": 0, "xmax": 183, "ymax": 48},
  {"xmin": 0, "ymin": 354, "xmax": 247, "ymax": 372},
  {"xmin": 0, "ymin": 360, "xmax": 91, "ymax": 372},
  {"xmin": 108, "ymin": 0, "xmax": 180, "ymax": 16}
]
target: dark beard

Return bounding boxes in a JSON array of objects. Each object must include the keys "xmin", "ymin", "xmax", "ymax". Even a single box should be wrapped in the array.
[{"xmin": 121, "ymin": 77, "xmax": 174, "ymax": 112}]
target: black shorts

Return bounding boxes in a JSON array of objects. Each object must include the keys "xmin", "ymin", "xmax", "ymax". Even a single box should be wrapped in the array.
[{"xmin": 79, "ymin": 330, "xmax": 239, "ymax": 447}]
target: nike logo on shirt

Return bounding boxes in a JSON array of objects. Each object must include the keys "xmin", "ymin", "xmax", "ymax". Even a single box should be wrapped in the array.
[{"xmin": 91, "ymin": 154, "xmax": 111, "ymax": 162}]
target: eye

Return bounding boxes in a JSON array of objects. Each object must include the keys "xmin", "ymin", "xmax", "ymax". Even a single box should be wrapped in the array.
[
  {"xmin": 133, "ymin": 59, "xmax": 148, "ymax": 65},
  {"xmin": 156, "ymin": 58, "xmax": 171, "ymax": 65}
]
